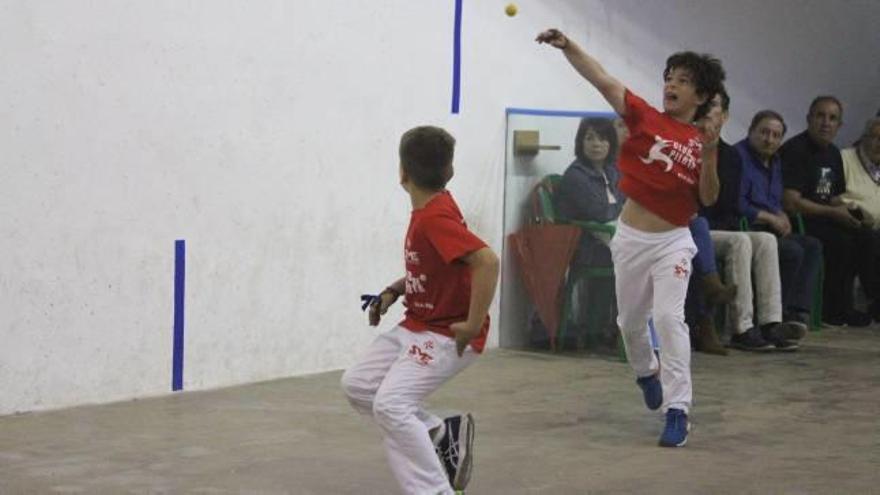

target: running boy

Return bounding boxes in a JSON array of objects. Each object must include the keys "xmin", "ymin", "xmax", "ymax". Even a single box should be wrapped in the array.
[
  {"xmin": 537, "ymin": 29, "xmax": 725, "ymax": 447},
  {"xmin": 341, "ymin": 126, "xmax": 500, "ymax": 493}
]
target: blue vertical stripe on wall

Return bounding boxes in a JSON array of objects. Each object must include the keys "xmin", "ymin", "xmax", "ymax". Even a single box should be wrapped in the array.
[
  {"xmin": 451, "ymin": 0, "xmax": 463, "ymax": 114},
  {"xmin": 172, "ymin": 239, "xmax": 185, "ymax": 391}
]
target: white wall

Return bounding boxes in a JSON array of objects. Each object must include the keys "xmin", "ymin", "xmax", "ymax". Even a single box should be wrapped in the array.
[
  {"xmin": 0, "ymin": 0, "xmax": 603, "ymax": 415},
  {"xmin": 1, "ymin": 0, "xmax": 877, "ymax": 415}
]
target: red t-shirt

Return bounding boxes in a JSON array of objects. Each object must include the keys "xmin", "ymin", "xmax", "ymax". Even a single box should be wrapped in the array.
[
  {"xmin": 399, "ymin": 190, "xmax": 490, "ymax": 353},
  {"xmin": 618, "ymin": 89, "xmax": 703, "ymax": 226}
]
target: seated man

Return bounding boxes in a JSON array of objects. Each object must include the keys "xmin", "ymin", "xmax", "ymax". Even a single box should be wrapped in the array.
[
  {"xmin": 556, "ymin": 117, "xmax": 623, "ymax": 346},
  {"xmin": 736, "ymin": 110, "xmax": 822, "ymax": 334},
  {"xmin": 781, "ymin": 96, "xmax": 873, "ymax": 327},
  {"xmin": 840, "ymin": 117, "xmax": 880, "ymax": 318},
  {"xmin": 696, "ymin": 90, "xmax": 800, "ymax": 352}
]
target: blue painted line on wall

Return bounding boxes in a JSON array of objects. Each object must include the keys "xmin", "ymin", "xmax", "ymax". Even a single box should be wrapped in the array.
[
  {"xmin": 451, "ymin": 0, "xmax": 463, "ymax": 114},
  {"xmin": 506, "ymin": 108, "xmax": 617, "ymax": 118},
  {"xmin": 172, "ymin": 239, "xmax": 185, "ymax": 391}
]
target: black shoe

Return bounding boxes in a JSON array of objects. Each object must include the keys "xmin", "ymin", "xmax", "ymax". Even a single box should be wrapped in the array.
[
  {"xmin": 845, "ymin": 310, "xmax": 872, "ymax": 328},
  {"xmin": 761, "ymin": 324, "xmax": 799, "ymax": 352},
  {"xmin": 782, "ymin": 310, "xmax": 810, "ymax": 337},
  {"xmin": 728, "ymin": 327, "xmax": 774, "ymax": 352},
  {"xmin": 774, "ymin": 320, "xmax": 807, "ymax": 341},
  {"xmin": 435, "ymin": 414, "xmax": 475, "ymax": 491},
  {"xmin": 822, "ymin": 314, "xmax": 847, "ymax": 327}
]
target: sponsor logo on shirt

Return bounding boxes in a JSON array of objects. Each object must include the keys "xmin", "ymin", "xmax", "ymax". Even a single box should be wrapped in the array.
[
  {"xmin": 640, "ymin": 135, "xmax": 700, "ymax": 172},
  {"xmin": 673, "ymin": 258, "xmax": 690, "ymax": 279},
  {"xmin": 406, "ymin": 269, "xmax": 428, "ymax": 294},
  {"xmin": 640, "ymin": 136, "xmax": 676, "ymax": 171},
  {"xmin": 405, "ymin": 248, "xmax": 420, "ymax": 265}
]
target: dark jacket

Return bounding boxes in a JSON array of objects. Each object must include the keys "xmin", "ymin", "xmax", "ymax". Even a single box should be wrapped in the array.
[{"xmin": 556, "ymin": 159, "xmax": 624, "ymax": 265}]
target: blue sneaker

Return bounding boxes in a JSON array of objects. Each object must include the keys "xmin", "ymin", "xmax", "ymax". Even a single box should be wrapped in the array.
[
  {"xmin": 636, "ymin": 374, "xmax": 662, "ymax": 410},
  {"xmin": 658, "ymin": 408, "xmax": 690, "ymax": 447}
]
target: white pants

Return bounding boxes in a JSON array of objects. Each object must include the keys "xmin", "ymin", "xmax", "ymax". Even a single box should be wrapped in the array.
[
  {"xmin": 610, "ymin": 221, "xmax": 697, "ymax": 414},
  {"xmin": 341, "ymin": 326, "xmax": 476, "ymax": 495},
  {"xmin": 711, "ymin": 231, "xmax": 782, "ymax": 334}
]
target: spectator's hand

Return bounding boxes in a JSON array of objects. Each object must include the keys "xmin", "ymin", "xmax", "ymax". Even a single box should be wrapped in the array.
[
  {"xmin": 829, "ymin": 205, "xmax": 861, "ymax": 229},
  {"xmin": 775, "ymin": 212, "xmax": 792, "ymax": 237},
  {"xmin": 450, "ymin": 321, "xmax": 480, "ymax": 357},
  {"xmin": 697, "ymin": 118, "xmax": 720, "ymax": 151},
  {"xmin": 368, "ymin": 290, "xmax": 399, "ymax": 326},
  {"xmin": 860, "ymin": 208, "xmax": 875, "ymax": 229},
  {"xmin": 535, "ymin": 29, "xmax": 569, "ymax": 49}
]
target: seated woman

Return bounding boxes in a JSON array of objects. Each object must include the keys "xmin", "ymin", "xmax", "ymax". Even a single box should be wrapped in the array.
[{"xmin": 556, "ymin": 117, "xmax": 623, "ymax": 346}]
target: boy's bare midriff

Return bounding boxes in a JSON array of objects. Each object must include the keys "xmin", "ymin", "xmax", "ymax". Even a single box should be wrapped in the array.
[{"xmin": 619, "ymin": 198, "xmax": 680, "ymax": 232}]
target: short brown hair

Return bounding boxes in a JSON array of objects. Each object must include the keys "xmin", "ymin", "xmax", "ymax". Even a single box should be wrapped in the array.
[
  {"xmin": 748, "ymin": 109, "xmax": 787, "ymax": 136},
  {"xmin": 399, "ymin": 126, "xmax": 455, "ymax": 190},
  {"xmin": 808, "ymin": 95, "xmax": 843, "ymax": 118}
]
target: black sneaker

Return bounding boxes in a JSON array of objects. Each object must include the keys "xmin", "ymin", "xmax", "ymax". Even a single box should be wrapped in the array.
[
  {"xmin": 761, "ymin": 324, "xmax": 799, "ymax": 352},
  {"xmin": 845, "ymin": 310, "xmax": 872, "ymax": 328},
  {"xmin": 728, "ymin": 327, "xmax": 774, "ymax": 352},
  {"xmin": 822, "ymin": 314, "xmax": 847, "ymax": 327},
  {"xmin": 435, "ymin": 414, "xmax": 475, "ymax": 491},
  {"xmin": 782, "ymin": 311, "xmax": 809, "ymax": 338},
  {"xmin": 761, "ymin": 321, "xmax": 807, "ymax": 341}
]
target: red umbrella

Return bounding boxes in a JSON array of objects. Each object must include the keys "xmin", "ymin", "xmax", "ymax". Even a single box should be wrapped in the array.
[{"xmin": 509, "ymin": 224, "xmax": 581, "ymax": 345}]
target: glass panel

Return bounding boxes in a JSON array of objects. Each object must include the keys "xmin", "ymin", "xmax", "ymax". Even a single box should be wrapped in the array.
[{"xmin": 500, "ymin": 109, "xmax": 619, "ymax": 353}]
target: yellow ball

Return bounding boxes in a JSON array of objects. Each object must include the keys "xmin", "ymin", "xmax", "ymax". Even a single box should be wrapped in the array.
[{"xmin": 505, "ymin": 3, "xmax": 517, "ymax": 16}]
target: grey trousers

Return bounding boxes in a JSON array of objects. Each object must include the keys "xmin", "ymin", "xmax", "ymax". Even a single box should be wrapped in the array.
[{"xmin": 711, "ymin": 231, "xmax": 782, "ymax": 335}]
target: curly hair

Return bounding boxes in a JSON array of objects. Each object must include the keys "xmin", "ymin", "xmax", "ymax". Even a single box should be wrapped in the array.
[
  {"xmin": 663, "ymin": 51, "xmax": 726, "ymax": 121},
  {"xmin": 718, "ymin": 85, "xmax": 730, "ymax": 113}
]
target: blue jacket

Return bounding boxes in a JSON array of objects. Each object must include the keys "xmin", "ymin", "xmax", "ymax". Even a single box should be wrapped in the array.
[{"xmin": 735, "ymin": 139, "xmax": 784, "ymax": 225}]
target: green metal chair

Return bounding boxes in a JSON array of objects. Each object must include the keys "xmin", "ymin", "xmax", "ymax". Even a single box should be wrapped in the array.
[{"xmin": 534, "ymin": 174, "xmax": 621, "ymax": 355}]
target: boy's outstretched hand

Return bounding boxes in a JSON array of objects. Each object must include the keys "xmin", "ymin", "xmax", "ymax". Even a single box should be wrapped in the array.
[
  {"xmin": 535, "ymin": 28, "xmax": 569, "ymax": 49},
  {"xmin": 450, "ymin": 321, "xmax": 480, "ymax": 357}
]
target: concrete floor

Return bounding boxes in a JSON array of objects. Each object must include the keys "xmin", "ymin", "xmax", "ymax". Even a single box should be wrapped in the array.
[{"xmin": 1, "ymin": 327, "xmax": 879, "ymax": 494}]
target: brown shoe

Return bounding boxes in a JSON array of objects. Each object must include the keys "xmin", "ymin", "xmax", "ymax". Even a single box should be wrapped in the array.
[
  {"xmin": 692, "ymin": 315, "xmax": 728, "ymax": 356},
  {"xmin": 702, "ymin": 272, "xmax": 737, "ymax": 307}
]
